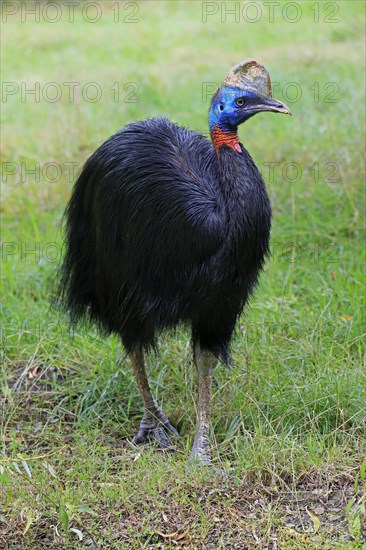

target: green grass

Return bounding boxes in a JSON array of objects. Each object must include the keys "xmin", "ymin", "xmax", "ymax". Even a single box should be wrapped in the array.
[{"xmin": 1, "ymin": 0, "xmax": 365, "ymax": 547}]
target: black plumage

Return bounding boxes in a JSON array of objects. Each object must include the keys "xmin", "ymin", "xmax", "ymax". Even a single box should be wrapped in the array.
[{"xmin": 60, "ymin": 117, "xmax": 271, "ymax": 362}]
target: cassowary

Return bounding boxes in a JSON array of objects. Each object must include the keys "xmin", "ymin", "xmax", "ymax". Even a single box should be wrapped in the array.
[{"xmin": 59, "ymin": 59, "xmax": 291, "ymax": 465}]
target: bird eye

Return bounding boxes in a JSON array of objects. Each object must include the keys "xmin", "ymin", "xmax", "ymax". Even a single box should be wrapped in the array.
[
  {"xmin": 236, "ymin": 98, "xmax": 245, "ymax": 107},
  {"xmin": 219, "ymin": 104, "xmax": 224, "ymax": 111}
]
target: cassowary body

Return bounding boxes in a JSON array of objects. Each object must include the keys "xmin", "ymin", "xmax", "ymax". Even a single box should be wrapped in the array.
[{"xmin": 59, "ymin": 59, "xmax": 290, "ymax": 464}]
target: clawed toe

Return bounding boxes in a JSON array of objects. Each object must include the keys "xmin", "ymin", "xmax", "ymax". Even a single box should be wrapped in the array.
[
  {"xmin": 133, "ymin": 425, "xmax": 152, "ymax": 445},
  {"xmin": 164, "ymin": 421, "xmax": 179, "ymax": 438},
  {"xmin": 152, "ymin": 426, "xmax": 173, "ymax": 448}
]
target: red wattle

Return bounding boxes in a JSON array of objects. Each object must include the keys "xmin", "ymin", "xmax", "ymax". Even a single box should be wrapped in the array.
[{"xmin": 210, "ymin": 124, "xmax": 241, "ymax": 155}]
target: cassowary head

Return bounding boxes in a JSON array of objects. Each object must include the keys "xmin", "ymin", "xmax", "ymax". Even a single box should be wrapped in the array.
[{"xmin": 209, "ymin": 58, "xmax": 291, "ymax": 133}]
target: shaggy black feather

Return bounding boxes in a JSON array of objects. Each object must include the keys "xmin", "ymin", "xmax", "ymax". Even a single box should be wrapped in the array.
[{"xmin": 58, "ymin": 117, "xmax": 271, "ymax": 362}]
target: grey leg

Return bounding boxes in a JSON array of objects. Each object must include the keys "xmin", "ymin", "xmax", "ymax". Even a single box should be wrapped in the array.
[
  {"xmin": 130, "ymin": 347, "xmax": 179, "ymax": 448},
  {"xmin": 190, "ymin": 343, "xmax": 217, "ymax": 465}
]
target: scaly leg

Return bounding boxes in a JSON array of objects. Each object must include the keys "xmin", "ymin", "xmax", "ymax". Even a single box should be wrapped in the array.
[
  {"xmin": 190, "ymin": 343, "xmax": 217, "ymax": 465},
  {"xmin": 130, "ymin": 347, "xmax": 179, "ymax": 448}
]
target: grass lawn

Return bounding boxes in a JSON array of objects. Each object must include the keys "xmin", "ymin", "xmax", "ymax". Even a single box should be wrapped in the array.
[{"xmin": 1, "ymin": 0, "xmax": 365, "ymax": 548}]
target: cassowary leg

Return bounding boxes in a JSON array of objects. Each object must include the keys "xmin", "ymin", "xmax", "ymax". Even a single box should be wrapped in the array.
[
  {"xmin": 190, "ymin": 344, "xmax": 217, "ymax": 466},
  {"xmin": 130, "ymin": 347, "xmax": 179, "ymax": 448}
]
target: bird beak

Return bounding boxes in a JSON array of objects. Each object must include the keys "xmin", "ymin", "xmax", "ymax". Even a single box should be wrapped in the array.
[{"xmin": 255, "ymin": 97, "xmax": 292, "ymax": 115}]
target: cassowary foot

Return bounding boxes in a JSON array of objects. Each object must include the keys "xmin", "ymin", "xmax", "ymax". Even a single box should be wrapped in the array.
[
  {"xmin": 133, "ymin": 425, "xmax": 173, "ymax": 448},
  {"xmin": 189, "ymin": 438, "xmax": 232, "ymax": 477},
  {"xmin": 129, "ymin": 349, "xmax": 179, "ymax": 449},
  {"xmin": 133, "ymin": 412, "xmax": 179, "ymax": 449},
  {"xmin": 190, "ymin": 425, "xmax": 212, "ymax": 466}
]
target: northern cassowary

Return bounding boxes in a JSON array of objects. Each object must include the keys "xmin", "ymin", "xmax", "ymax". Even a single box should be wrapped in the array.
[{"xmin": 59, "ymin": 59, "xmax": 291, "ymax": 465}]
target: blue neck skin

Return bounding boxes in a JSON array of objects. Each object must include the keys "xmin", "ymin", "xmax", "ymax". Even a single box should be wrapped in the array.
[{"xmin": 209, "ymin": 86, "xmax": 257, "ymax": 133}]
